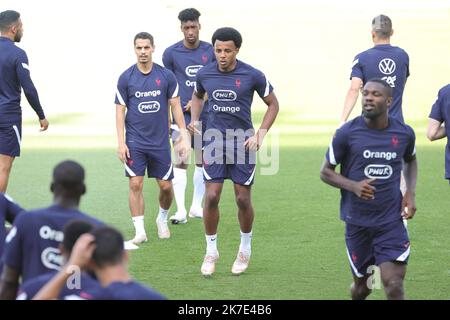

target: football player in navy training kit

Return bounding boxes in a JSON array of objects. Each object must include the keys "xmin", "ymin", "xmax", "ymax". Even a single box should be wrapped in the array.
[
  {"xmin": 340, "ymin": 14, "xmax": 411, "ymax": 227},
  {"xmin": 0, "ymin": 160, "xmax": 103, "ymax": 300},
  {"xmin": 188, "ymin": 27, "xmax": 279, "ymax": 276},
  {"xmin": 16, "ymin": 220, "xmax": 101, "ymax": 300},
  {"xmin": 34, "ymin": 226, "xmax": 166, "ymax": 300},
  {"xmin": 115, "ymin": 32, "xmax": 190, "ymax": 245},
  {"xmin": 163, "ymin": 8, "xmax": 215, "ymax": 224},
  {"xmin": 427, "ymin": 84, "xmax": 450, "ymax": 184},
  {"xmin": 321, "ymin": 79, "xmax": 418, "ymax": 300},
  {"xmin": 0, "ymin": 10, "xmax": 49, "ymax": 193}
]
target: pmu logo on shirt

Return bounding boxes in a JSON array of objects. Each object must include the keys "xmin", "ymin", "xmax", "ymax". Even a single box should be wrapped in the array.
[
  {"xmin": 364, "ymin": 164, "xmax": 393, "ymax": 179},
  {"xmin": 41, "ymin": 247, "xmax": 63, "ymax": 270},
  {"xmin": 138, "ymin": 101, "xmax": 160, "ymax": 113},
  {"xmin": 185, "ymin": 65, "xmax": 203, "ymax": 77},
  {"xmin": 213, "ymin": 90, "xmax": 237, "ymax": 101}
]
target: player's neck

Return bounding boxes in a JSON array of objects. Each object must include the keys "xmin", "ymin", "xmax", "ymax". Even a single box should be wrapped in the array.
[
  {"xmin": 364, "ymin": 116, "xmax": 389, "ymax": 130},
  {"xmin": 183, "ymin": 39, "xmax": 200, "ymax": 49},
  {"xmin": 0, "ymin": 32, "xmax": 15, "ymax": 41},
  {"xmin": 218, "ymin": 59, "xmax": 238, "ymax": 73},
  {"xmin": 53, "ymin": 196, "xmax": 80, "ymax": 210},
  {"xmin": 137, "ymin": 62, "xmax": 153, "ymax": 74},
  {"xmin": 373, "ymin": 38, "xmax": 390, "ymax": 45},
  {"xmin": 96, "ymin": 265, "xmax": 131, "ymax": 286}
]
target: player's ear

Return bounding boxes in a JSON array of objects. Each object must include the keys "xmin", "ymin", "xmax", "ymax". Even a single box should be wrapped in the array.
[
  {"xmin": 80, "ymin": 183, "xmax": 86, "ymax": 195},
  {"xmin": 58, "ymin": 243, "xmax": 65, "ymax": 255},
  {"xmin": 386, "ymin": 96, "xmax": 393, "ymax": 108},
  {"xmin": 390, "ymin": 29, "xmax": 394, "ymax": 37},
  {"xmin": 123, "ymin": 251, "xmax": 129, "ymax": 264},
  {"xmin": 50, "ymin": 182, "xmax": 55, "ymax": 193}
]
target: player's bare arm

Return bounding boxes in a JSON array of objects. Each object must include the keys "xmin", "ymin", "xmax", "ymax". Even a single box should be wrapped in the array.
[
  {"xmin": 320, "ymin": 159, "xmax": 376, "ymax": 200},
  {"xmin": 426, "ymin": 118, "xmax": 446, "ymax": 141},
  {"xmin": 188, "ymin": 91, "xmax": 204, "ymax": 135},
  {"xmin": 401, "ymin": 156, "xmax": 418, "ymax": 220},
  {"xmin": 170, "ymin": 96, "xmax": 190, "ymax": 160},
  {"xmin": 244, "ymin": 92, "xmax": 279, "ymax": 151},
  {"xmin": 340, "ymin": 77, "xmax": 363, "ymax": 125},
  {"xmin": 115, "ymin": 104, "xmax": 130, "ymax": 162},
  {"xmin": 0, "ymin": 266, "xmax": 20, "ymax": 300}
]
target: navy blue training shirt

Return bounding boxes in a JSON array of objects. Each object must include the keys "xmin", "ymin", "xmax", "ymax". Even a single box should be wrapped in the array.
[
  {"xmin": 351, "ymin": 44, "xmax": 409, "ymax": 123},
  {"xmin": 0, "ymin": 36, "xmax": 45, "ymax": 126},
  {"xmin": 429, "ymin": 84, "xmax": 450, "ymax": 180},
  {"xmin": 2, "ymin": 205, "xmax": 103, "ymax": 282},
  {"xmin": 326, "ymin": 116, "xmax": 416, "ymax": 227}
]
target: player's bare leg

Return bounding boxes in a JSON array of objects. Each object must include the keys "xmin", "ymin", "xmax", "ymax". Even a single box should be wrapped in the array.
[
  {"xmin": 128, "ymin": 176, "xmax": 147, "ymax": 244},
  {"xmin": 155, "ymin": 179, "xmax": 173, "ymax": 238},
  {"xmin": 0, "ymin": 155, "xmax": 14, "ymax": 193},
  {"xmin": 380, "ymin": 261, "xmax": 406, "ymax": 300},
  {"xmin": 200, "ymin": 182, "xmax": 223, "ymax": 276},
  {"xmin": 231, "ymin": 184, "xmax": 254, "ymax": 275},
  {"xmin": 350, "ymin": 274, "xmax": 372, "ymax": 300}
]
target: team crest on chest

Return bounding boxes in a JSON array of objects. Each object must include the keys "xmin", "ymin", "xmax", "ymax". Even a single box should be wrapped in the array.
[
  {"xmin": 156, "ymin": 78, "xmax": 161, "ymax": 87},
  {"xmin": 201, "ymin": 54, "xmax": 208, "ymax": 63},
  {"xmin": 235, "ymin": 79, "xmax": 241, "ymax": 88},
  {"xmin": 391, "ymin": 135, "xmax": 399, "ymax": 147}
]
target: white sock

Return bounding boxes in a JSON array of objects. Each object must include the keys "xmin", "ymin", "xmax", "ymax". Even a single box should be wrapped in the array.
[
  {"xmin": 157, "ymin": 207, "xmax": 169, "ymax": 222},
  {"xmin": 191, "ymin": 166, "xmax": 205, "ymax": 211},
  {"xmin": 132, "ymin": 215, "xmax": 146, "ymax": 236},
  {"xmin": 173, "ymin": 168, "xmax": 187, "ymax": 215},
  {"xmin": 239, "ymin": 230, "xmax": 252, "ymax": 255},
  {"xmin": 205, "ymin": 234, "xmax": 218, "ymax": 256}
]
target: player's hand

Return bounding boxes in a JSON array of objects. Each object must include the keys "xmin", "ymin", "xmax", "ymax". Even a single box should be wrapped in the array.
[
  {"xmin": 401, "ymin": 191, "xmax": 416, "ymax": 219},
  {"xmin": 352, "ymin": 178, "xmax": 376, "ymax": 200},
  {"xmin": 187, "ymin": 121, "xmax": 201, "ymax": 135},
  {"xmin": 184, "ymin": 100, "xmax": 192, "ymax": 112},
  {"xmin": 39, "ymin": 118, "xmax": 49, "ymax": 131},
  {"xmin": 117, "ymin": 143, "xmax": 130, "ymax": 163},
  {"xmin": 177, "ymin": 129, "xmax": 191, "ymax": 162},
  {"xmin": 244, "ymin": 135, "xmax": 262, "ymax": 151},
  {"xmin": 67, "ymin": 233, "xmax": 96, "ymax": 268}
]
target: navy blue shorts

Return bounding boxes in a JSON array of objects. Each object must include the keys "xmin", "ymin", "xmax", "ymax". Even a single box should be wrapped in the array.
[
  {"xmin": 203, "ymin": 139, "xmax": 256, "ymax": 186},
  {"xmin": 0, "ymin": 124, "xmax": 21, "ymax": 157},
  {"xmin": 124, "ymin": 147, "xmax": 173, "ymax": 180},
  {"xmin": 345, "ymin": 219, "xmax": 410, "ymax": 278}
]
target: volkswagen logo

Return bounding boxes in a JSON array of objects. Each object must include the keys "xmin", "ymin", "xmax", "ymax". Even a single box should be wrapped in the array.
[{"xmin": 378, "ymin": 58, "xmax": 396, "ymax": 75}]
